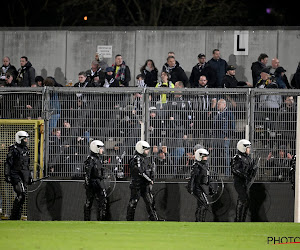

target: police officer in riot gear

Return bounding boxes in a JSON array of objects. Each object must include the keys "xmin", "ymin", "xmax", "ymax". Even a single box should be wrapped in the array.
[
  {"xmin": 231, "ymin": 139, "xmax": 255, "ymax": 222},
  {"xmin": 4, "ymin": 131, "xmax": 32, "ymax": 220},
  {"xmin": 188, "ymin": 148, "xmax": 213, "ymax": 222},
  {"xmin": 126, "ymin": 140, "xmax": 158, "ymax": 221},
  {"xmin": 84, "ymin": 140, "xmax": 107, "ymax": 221}
]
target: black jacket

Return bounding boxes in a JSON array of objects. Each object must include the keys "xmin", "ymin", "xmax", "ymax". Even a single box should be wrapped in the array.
[
  {"xmin": 85, "ymin": 68, "xmax": 106, "ymax": 87},
  {"xmin": 291, "ymin": 64, "xmax": 300, "ymax": 89},
  {"xmin": 141, "ymin": 68, "xmax": 158, "ymax": 87},
  {"xmin": 251, "ymin": 61, "xmax": 265, "ymax": 85},
  {"xmin": 162, "ymin": 63, "xmax": 189, "ymax": 87},
  {"xmin": 5, "ymin": 143, "xmax": 30, "ymax": 173},
  {"xmin": 207, "ymin": 58, "xmax": 228, "ymax": 88},
  {"xmin": 111, "ymin": 64, "xmax": 131, "ymax": 87},
  {"xmin": 129, "ymin": 152, "xmax": 154, "ymax": 186},
  {"xmin": 0, "ymin": 64, "xmax": 17, "ymax": 80},
  {"xmin": 16, "ymin": 61, "xmax": 35, "ymax": 87},
  {"xmin": 189, "ymin": 63, "xmax": 217, "ymax": 88},
  {"xmin": 74, "ymin": 81, "xmax": 95, "ymax": 87},
  {"xmin": 5, "ymin": 143, "xmax": 30, "ymax": 185},
  {"xmin": 189, "ymin": 161, "xmax": 210, "ymax": 194},
  {"xmin": 222, "ymin": 75, "xmax": 247, "ymax": 88},
  {"xmin": 231, "ymin": 152, "xmax": 253, "ymax": 180},
  {"xmin": 84, "ymin": 152, "xmax": 104, "ymax": 181}
]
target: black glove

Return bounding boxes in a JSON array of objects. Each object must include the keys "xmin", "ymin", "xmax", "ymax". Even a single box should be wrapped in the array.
[
  {"xmin": 5, "ymin": 175, "xmax": 11, "ymax": 183},
  {"xmin": 209, "ymin": 186, "xmax": 216, "ymax": 195},
  {"xmin": 28, "ymin": 171, "xmax": 34, "ymax": 185},
  {"xmin": 28, "ymin": 177, "xmax": 34, "ymax": 185}
]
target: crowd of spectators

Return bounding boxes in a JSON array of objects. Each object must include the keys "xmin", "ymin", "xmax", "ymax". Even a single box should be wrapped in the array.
[{"xmin": 0, "ymin": 50, "xmax": 299, "ymax": 181}]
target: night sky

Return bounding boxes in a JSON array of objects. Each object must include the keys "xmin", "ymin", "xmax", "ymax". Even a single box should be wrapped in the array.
[{"xmin": 2, "ymin": 0, "xmax": 299, "ymax": 27}]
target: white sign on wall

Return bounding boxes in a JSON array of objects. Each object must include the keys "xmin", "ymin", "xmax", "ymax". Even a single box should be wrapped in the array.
[
  {"xmin": 97, "ymin": 45, "xmax": 112, "ymax": 58},
  {"xmin": 234, "ymin": 31, "xmax": 249, "ymax": 55}
]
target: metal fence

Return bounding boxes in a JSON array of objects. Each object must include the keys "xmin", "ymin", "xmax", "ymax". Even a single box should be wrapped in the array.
[{"xmin": 0, "ymin": 87, "xmax": 298, "ymax": 182}]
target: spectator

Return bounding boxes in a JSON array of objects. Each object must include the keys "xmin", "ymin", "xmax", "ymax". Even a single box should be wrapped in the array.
[
  {"xmin": 276, "ymin": 96, "xmax": 296, "ymax": 151},
  {"xmin": 103, "ymin": 67, "xmax": 115, "ymax": 87},
  {"xmin": 222, "ymin": 65, "xmax": 252, "ymax": 88},
  {"xmin": 189, "ymin": 53, "xmax": 217, "ymax": 88},
  {"xmin": 95, "ymin": 52, "xmax": 108, "ymax": 72},
  {"xmin": 190, "ymin": 75, "xmax": 217, "ymax": 141},
  {"xmin": 210, "ymin": 99, "xmax": 235, "ymax": 175},
  {"xmin": 148, "ymin": 107, "xmax": 170, "ymax": 154},
  {"xmin": 35, "ymin": 76, "xmax": 44, "ymax": 87},
  {"xmin": 0, "ymin": 56, "xmax": 17, "ymax": 85},
  {"xmin": 168, "ymin": 81, "xmax": 192, "ymax": 169},
  {"xmin": 291, "ymin": 62, "xmax": 300, "ymax": 89},
  {"xmin": 257, "ymin": 75, "xmax": 282, "ymax": 135},
  {"xmin": 44, "ymin": 77, "xmax": 61, "ymax": 131},
  {"xmin": 255, "ymin": 67, "xmax": 272, "ymax": 88},
  {"xmin": 140, "ymin": 59, "xmax": 158, "ymax": 87},
  {"xmin": 266, "ymin": 145, "xmax": 293, "ymax": 182},
  {"xmin": 74, "ymin": 71, "xmax": 95, "ymax": 87},
  {"xmin": 162, "ymin": 56, "xmax": 189, "ymax": 87},
  {"xmin": 136, "ymin": 74, "xmax": 146, "ymax": 88},
  {"xmin": 268, "ymin": 57, "xmax": 280, "ymax": 75},
  {"xmin": 274, "ymin": 66, "xmax": 288, "ymax": 89},
  {"xmin": 154, "ymin": 149, "xmax": 173, "ymax": 179},
  {"xmin": 111, "ymin": 54, "xmax": 131, "ymax": 87},
  {"xmin": 22, "ymin": 82, "xmax": 42, "ymax": 119},
  {"xmin": 207, "ymin": 49, "xmax": 228, "ymax": 88},
  {"xmin": 85, "ymin": 60, "xmax": 105, "ymax": 87},
  {"xmin": 164, "ymin": 51, "xmax": 181, "ymax": 67},
  {"xmin": 16, "ymin": 56, "xmax": 35, "ymax": 87},
  {"xmin": 2, "ymin": 72, "xmax": 17, "ymax": 87},
  {"xmin": 251, "ymin": 53, "xmax": 268, "ymax": 85},
  {"xmin": 154, "ymin": 71, "xmax": 174, "ymax": 106}
]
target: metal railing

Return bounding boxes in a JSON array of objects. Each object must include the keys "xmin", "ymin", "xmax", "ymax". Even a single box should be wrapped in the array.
[{"xmin": 0, "ymin": 87, "xmax": 298, "ymax": 182}]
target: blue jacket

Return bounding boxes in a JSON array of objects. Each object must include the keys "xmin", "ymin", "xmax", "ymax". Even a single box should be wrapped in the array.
[{"xmin": 211, "ymin": 107, "xmax": 235, "ymax": 138}]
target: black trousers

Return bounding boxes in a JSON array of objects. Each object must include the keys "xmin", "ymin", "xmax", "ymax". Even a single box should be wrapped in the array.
[
  {"xmin": 84, "ymin": 179, "xmax": 107, "ymax": 221},
  {"xmin": 233, "ymin": 177, "xmax": 250, "ymax": 222},
  {"xmin": 126, "ymin": 184, "xmax": 158, "ymax": 221},
  {"xmin": 10, "ymin": 170, "xmax": 29, "ymax": 220},
  {"xmin": 193, "ymin": 188, "xmax": 209, "ymax": 222}
]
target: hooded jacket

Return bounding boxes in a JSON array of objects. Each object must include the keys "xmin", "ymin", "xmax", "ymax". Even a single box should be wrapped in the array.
[{"xmin": 16, "ymin": 61, "xmax": 35, "ymax": 87}]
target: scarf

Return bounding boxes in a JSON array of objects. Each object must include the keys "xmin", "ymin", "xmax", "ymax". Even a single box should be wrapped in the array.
[
  {"xmin": 114, "ymin": 62, "xmax": 126, "ymax": 81},
  {"xmin": 17, "ymin": 66, "xmax": 27, "ymax": 82}
]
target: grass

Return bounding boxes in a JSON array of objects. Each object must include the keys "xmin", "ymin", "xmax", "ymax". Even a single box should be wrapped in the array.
[{"xmin": 0, "ymin": 221, "xmax": 299, "ymax": 249}]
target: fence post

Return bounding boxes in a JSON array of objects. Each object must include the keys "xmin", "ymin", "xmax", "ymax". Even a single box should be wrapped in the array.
[
  {"xmin": 143, "ymin": 89, "xmax": 150, "ymax": 142},
  {"xmin": 294, "ymin": 96, "xmax": 300, "ymax": 222},
  {"xmin": 43, "ymin": 87, "xmax": 50, "ymax": 177},
  {"xmin": 249, "ymin": 89, "xmax": 255, "ymax": 145}
]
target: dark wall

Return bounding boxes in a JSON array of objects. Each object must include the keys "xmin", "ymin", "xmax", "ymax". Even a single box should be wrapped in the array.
[{"xmin": 28, "ymin": 182, "xmax": 295, "ymax": 222}]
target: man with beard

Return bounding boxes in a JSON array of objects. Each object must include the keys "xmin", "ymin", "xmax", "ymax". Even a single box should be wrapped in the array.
[{"xmin": 16, "ymin": 56, "xmax": 35, "ymax": 87}]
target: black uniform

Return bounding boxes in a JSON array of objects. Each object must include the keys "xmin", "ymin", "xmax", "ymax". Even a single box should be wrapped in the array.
[
  {"xmin": 83, "ymin": 152, "xmax": 107, "ymax": 221},
  {"xmin": 4, "ymin": 143, "xmax": 31, "ymax": 220},
  {"xmin": 231, "ymin": 152, "xmax": 256, "ymax": 222},
  {"xmin": 188, "ymin": 160, "xmax": 212, "ymax": 222},
  {"xmin": 126, "ymin": 152, "xmax": 158, "ymax": 221}
]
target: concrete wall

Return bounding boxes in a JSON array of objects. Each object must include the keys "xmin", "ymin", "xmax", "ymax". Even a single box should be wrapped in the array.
[
  {"xmin": 1, "ymin": 28, "xmax": 299, "ymax": 86},
  {"xmin": 28, "ymin": 181, "xmax": 295, "ymax": 222}
]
